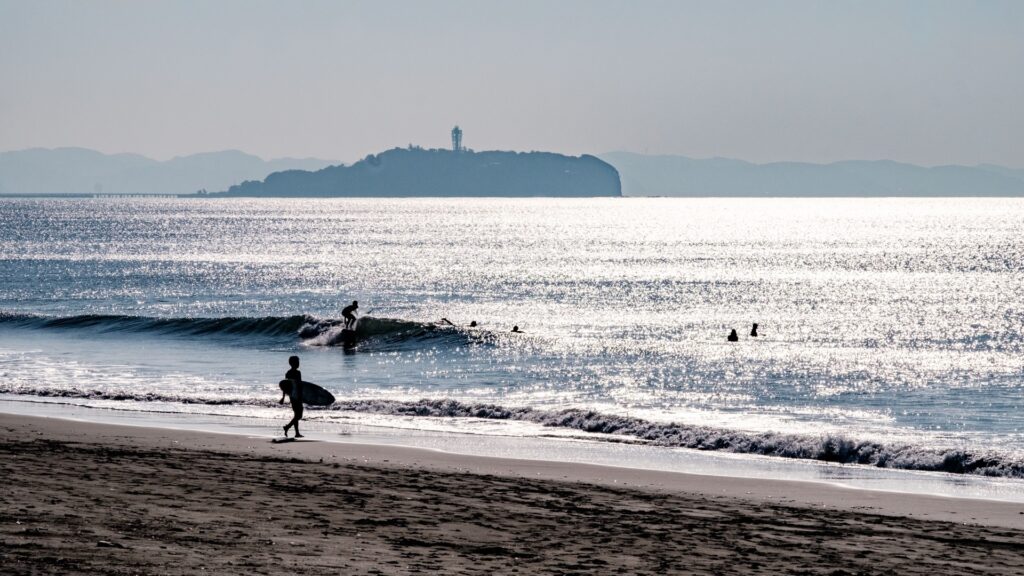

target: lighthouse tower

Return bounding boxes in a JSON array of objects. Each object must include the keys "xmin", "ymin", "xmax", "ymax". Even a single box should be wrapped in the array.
[{"xmin": 451, "ymin": 125, "xmax": 463, "ymax": 152}]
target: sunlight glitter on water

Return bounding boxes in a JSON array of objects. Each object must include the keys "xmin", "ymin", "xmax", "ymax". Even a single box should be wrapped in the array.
[{"xmin": 1, "ymin": 197, "xmax": 1023, "ymax": 461}]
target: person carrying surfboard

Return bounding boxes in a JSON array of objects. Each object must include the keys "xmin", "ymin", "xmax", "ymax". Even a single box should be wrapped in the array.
[
  {"xmin": 280, "ymin": 355, "xmax": 304, "ymax": 438},
  {"xmin": 342, "ymin": 300, "xmax": 359, "ymax": 329}
]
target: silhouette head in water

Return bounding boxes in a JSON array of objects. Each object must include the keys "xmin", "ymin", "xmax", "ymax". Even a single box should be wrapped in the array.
[
  {"xmin": 750, "ymin": 323, "xmax": 759, "ymax": 337},
  {"xmin": 342, "ymin": 300, "xmax": 359, "ymax": 329},
  {"xmin": 511, "ymin": 325, "xmax": 522, "ymax": 333},
  {"xmin": 469, "ymin": 321, "xmax": 478, "ymax": 328},
  {"xmin": 281, "ymin": 355, "xmax": 304, "ymax": 438},
  {"xmin": 727, "ymin": 329, "xmax": 739, "ymax": 342}
]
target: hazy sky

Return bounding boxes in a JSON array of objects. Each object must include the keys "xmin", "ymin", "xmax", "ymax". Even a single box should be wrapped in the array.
[{"xmin": 2, "ymin": 0, "xmax": 1022, "ymax": 166}]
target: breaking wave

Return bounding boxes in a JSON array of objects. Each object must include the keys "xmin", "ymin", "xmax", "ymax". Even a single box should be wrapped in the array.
[
  {"xmin": 298, "ymin": 316, "xmax": 492, "ymax": 350},
  {"xmin": 3, "ymin": 384, "xmax": 1022, "ymax": 478},
  {"xmin": 0, "ymin": 311, "xmax": 487, "ymax": 351},
  {"xmin": 0, "ymin": 311, "xmax": 309, "ymax": 339}
]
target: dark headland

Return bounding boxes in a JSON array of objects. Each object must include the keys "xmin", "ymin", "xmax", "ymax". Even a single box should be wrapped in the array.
[{"xmin": 215, "ymin": 147, "xmax": 621, "ymax": 197}]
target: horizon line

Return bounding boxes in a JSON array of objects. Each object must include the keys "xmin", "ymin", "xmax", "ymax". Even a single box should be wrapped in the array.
[{"xmin": 2, "ymin": 145, "xmax": 1023, "ymax": 171}]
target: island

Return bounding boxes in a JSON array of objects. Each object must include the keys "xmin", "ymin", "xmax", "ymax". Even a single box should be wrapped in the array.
[{"xmin": 214, "ymin": 147, "xmax": 621, "ymax": 197}]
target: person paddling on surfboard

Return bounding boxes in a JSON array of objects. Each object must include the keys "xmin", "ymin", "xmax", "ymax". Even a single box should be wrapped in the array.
[
  {"xmin": 280, "ymin": 355, "xmax": 304, "ymax": 438},
  {"xmin": 342, "ymin": 300, "xmax": 359, "ymax": 329}
]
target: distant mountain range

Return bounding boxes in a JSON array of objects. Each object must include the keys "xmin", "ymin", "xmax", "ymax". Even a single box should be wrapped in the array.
[
  {"xmin": 3, "ymin": 147, "xmax": 1022, "ymax": 197},
  {"xmin": 219, "ymin": 147, "xmax": 621, "ymax": 197},
  {"xmin": 0, "ymin": 148, "xmax": 333, "ymax": 195},
  {"xmin": 599, "ymin": 152, "xmax": 1024, "ymax": 197}
]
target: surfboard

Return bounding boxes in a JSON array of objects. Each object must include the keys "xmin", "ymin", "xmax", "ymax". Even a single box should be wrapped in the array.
[
  {"xmin": 271, "ymin": 436, "xmax": 295, "ymax": 444},
  {"xmin": 278, "ymin": 379, "xmax": 336, "ymax": 407}
]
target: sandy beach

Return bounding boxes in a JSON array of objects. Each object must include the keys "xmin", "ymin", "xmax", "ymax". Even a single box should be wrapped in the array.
[{"xmin": 2, "ymin": 414, "xmax": 1023, "ymax": 575}]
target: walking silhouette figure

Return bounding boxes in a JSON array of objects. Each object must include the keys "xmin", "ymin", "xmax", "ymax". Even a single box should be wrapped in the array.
[{"xmin": 280, "ymin": 355, "xmax": 304, "ymax": 438}]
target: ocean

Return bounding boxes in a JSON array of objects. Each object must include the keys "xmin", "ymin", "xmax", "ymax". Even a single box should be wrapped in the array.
[{"xmin": 2, "ymin": 197, "xmax": 1023, "ymax": 487}]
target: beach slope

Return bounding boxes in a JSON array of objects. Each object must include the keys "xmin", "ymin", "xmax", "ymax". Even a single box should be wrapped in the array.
[{"xmin": 2, "ymin": 414, "xmax": 1024, "ymax": 575}]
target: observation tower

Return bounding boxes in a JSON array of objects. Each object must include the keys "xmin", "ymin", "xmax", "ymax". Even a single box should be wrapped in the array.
[{"xmin": 451, "ymin": 125, "xmax": 463, "ymax": 152}]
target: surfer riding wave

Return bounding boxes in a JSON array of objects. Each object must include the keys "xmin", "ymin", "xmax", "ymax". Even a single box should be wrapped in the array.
[{"xmin": 342, "ymin": 300, "xmax": 358, "ymax": 329}]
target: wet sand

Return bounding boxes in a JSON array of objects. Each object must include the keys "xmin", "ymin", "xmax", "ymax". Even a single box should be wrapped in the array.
[{"xmin": 3, "ymin": 414, "xmax": 1024, "ymax": 575}]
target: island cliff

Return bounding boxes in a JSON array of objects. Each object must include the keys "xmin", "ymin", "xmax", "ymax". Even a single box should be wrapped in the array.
[{"xmin": 217, "ymin": 148, "xmax": 621, "ymax": 197}]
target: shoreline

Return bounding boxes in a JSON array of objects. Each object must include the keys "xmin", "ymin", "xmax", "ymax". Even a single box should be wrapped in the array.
[
  {"xmin": 5, "ymin": 412, "xmax": 1024, "ymax": 529},
  {"xmin": 4, "ymin": 395, "xmax": 1024, "ymax": 505},
  {"xmin": 4, "ymin": 413, "xmax": 1024, "ymax": 575}
]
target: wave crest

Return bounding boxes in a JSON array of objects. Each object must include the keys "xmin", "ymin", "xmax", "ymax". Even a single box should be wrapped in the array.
[
  {"xmin": 0, "ymin": 311, "xmax": 489, "ymax": 351},
  {"xmin": 0, "ymin": 311, "xmax": 310, "ymax": 339}
]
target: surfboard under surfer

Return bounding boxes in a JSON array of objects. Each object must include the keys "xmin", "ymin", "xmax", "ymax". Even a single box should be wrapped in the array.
[
  {"xmin": 440, "ymin": 318, "xmax": 478, "ymax": 328},
  {"xmin": 342, "ymin": 300, "xmax": 359, "ymax": 329},
  {"xmin": 280, "ymin": 355, "xmax": 304, "ymax": 438}
]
